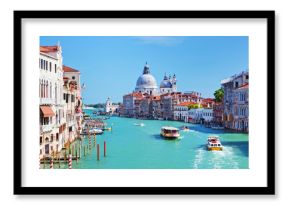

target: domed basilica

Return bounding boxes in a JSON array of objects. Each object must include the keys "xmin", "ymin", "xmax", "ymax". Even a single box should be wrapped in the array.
[{"xmin": 135, "ymin": 63, "xmax": 177, "ymax": 95}]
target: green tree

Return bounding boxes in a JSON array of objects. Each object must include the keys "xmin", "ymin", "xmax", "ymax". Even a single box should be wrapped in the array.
[
  {"xmin": 214, "ymin": 88, "xmax": 224, "ymax": 102},
  {"xmin": 187, "ymin": 104, "xmax": 203, "ymax": 109}
]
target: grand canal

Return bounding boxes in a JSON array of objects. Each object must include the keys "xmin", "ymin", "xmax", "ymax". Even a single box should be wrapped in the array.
[{"xmin": 47, "ymin": 109, "xmax": 249, "ymax": 169}]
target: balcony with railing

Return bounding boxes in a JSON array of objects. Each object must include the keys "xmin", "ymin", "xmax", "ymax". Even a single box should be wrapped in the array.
[
  {"xmin": 40, "ymin": 98, "xmax": 54, "ymax": 105},
  {"xmin": 40, "ymin": 124, "xmax": 53, "ymax": 133}
]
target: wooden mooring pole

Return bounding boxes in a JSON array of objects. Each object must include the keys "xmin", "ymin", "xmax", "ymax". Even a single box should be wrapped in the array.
[
  {"xmin": 50, "ymin": 158, "xmax": 53, "ymax": 169},
  {"xmin": 104, "ymin": 141, "xmax": 106, "ymax": 157},
  {"xmin": 68, "ymin": 154, "xmax": 72, "ymax": 169},
  {"xmin": 97, "ymin": 144, "xmax": 100, "ymax": 161},
  {"xmin": 79, "ymin": 144, "xmax": 81, "ymax": 159}
]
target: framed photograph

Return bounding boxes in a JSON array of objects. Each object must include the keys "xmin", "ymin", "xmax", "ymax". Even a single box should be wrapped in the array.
[{"xmin": 14, "ymin": 10, "xmax": 275, "ymax": 195}]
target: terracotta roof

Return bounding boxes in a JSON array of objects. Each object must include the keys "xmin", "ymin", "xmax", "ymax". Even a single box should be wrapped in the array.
[
  {"xmin": 40, "ymin": 46, "xmax": 58, "ymax": 53},
  {"xmin": 63, "ymin": 65, "xmax": 80, "ymax": 73},
  {"xmin": 202, "ymin": 98, "xmax": 215, "ymax": 102},
  {"xmin": 152, "ymin": 96, "xmax": 161, "ymax": 101},
  {"xmin": 123, "ymin": 92, "xmax": 144, "ymax": 99},
  {"xmin": 132, "ymin": 92, "xmax": 143, "ymax": 98},
  {"xmin": 176, "ymin": 102, "xmax": 197, "ymax": 106},
  {"xmin": 40, "ymin": 106, "xmax": 55, "ymax": 117},
  {"xmin": 238, "ymin": 83, "xmax": 249, "ymax": 89}
]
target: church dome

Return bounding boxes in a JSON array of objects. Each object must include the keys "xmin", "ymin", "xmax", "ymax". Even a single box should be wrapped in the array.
[
  {"xmin": 160, "ymin": 80, "xmax": 172, "ymax": 88},
  {"xmin": 135, "ymin": 63, "xmax": 158, "ymax": 90},
  {"xmin": 136, "ymin": 74, "xmax": 158, "ymax": 89}
]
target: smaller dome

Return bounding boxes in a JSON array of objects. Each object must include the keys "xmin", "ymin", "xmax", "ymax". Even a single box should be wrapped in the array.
[{"xmin": 160, "ymin": 80, "xmax": 172, "ymax": 88}]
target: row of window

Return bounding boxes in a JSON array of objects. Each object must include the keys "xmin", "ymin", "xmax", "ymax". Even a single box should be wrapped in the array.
[
  {"xmin": 188, "ymin": 112, "xmax": 213, "ymax": 117},
  {"xmin": 239, "ymin": 107, "xmax": 248, "ymax": 116},
  {"xmin": 63, "ymin": 93, "xmax": 75, "ymax": 103},
  {"xmin": 39, "ymin": 79, "xmax": 58, "ymax": 101},
  {"xmin": 235, "ymin": 121, "xmax": 248, "ymax": 129},
  {"xmin": 39, "ymin": 133, "xmax": 59, "ymax": 145},
  {"xmin": 175, "ymin": 107, "xmax": 188, "ymax": 111},
  {"xmin": 203, "ymin": 112, "xmax": 213, "ymax": 117},
  {"xmin": 39, "ymin": 58, "xmax": 57, "ymax": 73},
  {"xmin": 239, "ymin": 93, "xmax": 247, "ymax": 101},
  {"xmin": 234, "ymin": 106, "xmax": 248, "ymax": 116},
  {"xmin": 40, "ymin": 116, "xmax": 52, "ymax": 125},
  {"xmin": 40, "ymin": 144, "xmax": 60, "ymax": 155}
]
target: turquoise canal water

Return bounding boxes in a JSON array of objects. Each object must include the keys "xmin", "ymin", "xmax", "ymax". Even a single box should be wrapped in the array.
[{"xmin": 48, "ymin": 109, "xmax": 249, "ymax": 169}]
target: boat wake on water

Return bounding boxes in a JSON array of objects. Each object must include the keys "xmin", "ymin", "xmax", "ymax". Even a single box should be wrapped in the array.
[{"xmin": 192, "ymin": 146, "xmax": 239, "ymax": 169}]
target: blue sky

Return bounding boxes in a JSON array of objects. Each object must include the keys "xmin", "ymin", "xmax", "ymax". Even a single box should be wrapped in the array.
[{"xmin": 40, "ymin": 36, "xmax": 248, "ymax": 104}]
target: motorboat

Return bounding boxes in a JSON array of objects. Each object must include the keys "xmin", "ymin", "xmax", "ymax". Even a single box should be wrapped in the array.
[
  {"xmin": 160, "ymin": 126, "xmax": 180, "ymax": 139},
  {"xmin": 181, "ymin": 126, "xmax": 190, "ymax": 131},
  {"xmin": 103, "ymin": 127, "xmax": 112, "ymax": 131},
  {"xmin": 207, "ymin": 136, "xmax": 223, "ymax": 151},
  {"xmin": 134, "ymin": 123, "xmax": 145, "ymax": 127},
  {"xmin": 89, "ymin": 128, "xmax": 103, "ymax": 135}
]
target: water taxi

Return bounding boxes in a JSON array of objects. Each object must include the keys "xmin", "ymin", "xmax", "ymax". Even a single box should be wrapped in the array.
[
  {"xmin": 160, "ymin": 126, "xmax": 180, "ymax": 139},
  {"xmin": 207, "ymin": 136, "xmax": 223, "ymax": 151}
]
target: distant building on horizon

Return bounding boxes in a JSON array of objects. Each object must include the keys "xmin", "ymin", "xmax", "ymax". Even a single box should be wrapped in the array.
[
  {"xmin": 135, "ymin": 62, "xmax": 177, "ymax": 95},
  {"xmin": 122, "ymin": 63, "xmax": 205, "ymax": 120},
  {"xmin": 105, "ymin": 97, "xmax": 119, "ymax": 114}
]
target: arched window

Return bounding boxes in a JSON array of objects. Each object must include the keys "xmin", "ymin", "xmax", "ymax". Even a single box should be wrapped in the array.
[
  {"xmin": 50, "ymin": 82, "xmax": 52, "ymax": 98},
  {"xmin": 41, "ymin": 80, "xmax": 44, "ymax": 98},
  {"xmin": 39, "ymin": 79, "xmax": 41, "ymax": 97},
  {"xmin": 55, "ymin": 83, "xmax": 57, "ymax": 104},
  {"xmin": 45, "ymin": 81, "xmax": 48, "ymax": 98},
  {"xmin": 43, "ymin": 81, "xmax": 45, "ymax": 98}
]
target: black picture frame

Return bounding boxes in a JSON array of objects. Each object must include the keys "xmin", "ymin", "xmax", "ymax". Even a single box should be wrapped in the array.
[{"xmin": 14, "ymin": 10, "xmax": 275, "ymax": 195}]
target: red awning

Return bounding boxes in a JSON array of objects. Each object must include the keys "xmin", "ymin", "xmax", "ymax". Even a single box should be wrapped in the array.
[{"xmin": 40, "ymin": 106, "xmax": 55, "ymax": 117}]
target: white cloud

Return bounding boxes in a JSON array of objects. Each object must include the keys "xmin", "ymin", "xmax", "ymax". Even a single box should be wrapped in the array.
[{"xmin": 134, "ymin": 36, "xmax": 184, "ymax": 46}]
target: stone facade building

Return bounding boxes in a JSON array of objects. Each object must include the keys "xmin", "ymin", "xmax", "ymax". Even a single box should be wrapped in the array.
[
  {"xmin": 39, "ymin": 44, "xmax": 83, "ymax": 159},
  {"xmin": 39, "ymin": 45, "xmax": 65, "ymax": 158},
  {"xmin": 63, "ymin": 65, "xmax": 83, "ymax": 147},
  {"xmin": 221, "ymin": 71, "xmax": 249, "ymax": 132}
]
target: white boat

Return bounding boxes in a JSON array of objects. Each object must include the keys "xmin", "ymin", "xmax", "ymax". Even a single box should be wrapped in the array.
[
  {"xmin": 211, "ymin": 126, "xmax": 224, "ymax": 130},
  {"xmin": 160, "ymin": 126, "xmax": 180, "ymax": 139},
  {"xmin": 181, "ymin": 126, "xmax": 190, "ymax": 131},
  {"xmin": 134, "ymin": 123, "xmax": 145, "ymax": 127},
  {"xmin": 207, "ymin": 136, "xmax": 223, "ymax": 151},
  {"xmin": 89, "ymin": 128, "xmax": 103, "ymax": 135}
]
